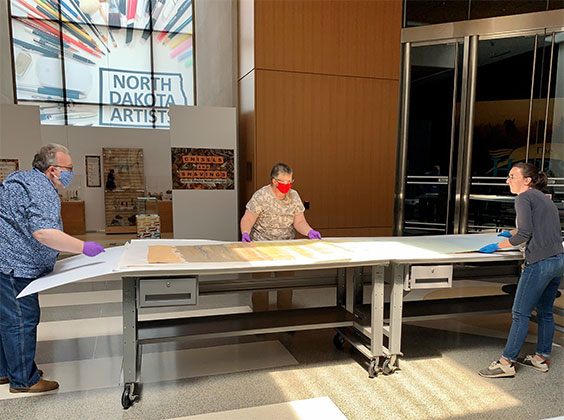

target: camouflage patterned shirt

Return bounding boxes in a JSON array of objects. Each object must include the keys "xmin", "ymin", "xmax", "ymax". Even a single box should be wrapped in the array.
[{"xmin": 246, "ymin": 185, "xmax": 305, "ymax": 241}]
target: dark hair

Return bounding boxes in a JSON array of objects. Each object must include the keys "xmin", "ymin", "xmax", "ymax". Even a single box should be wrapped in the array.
[
  {"xmin": 512, "ymin": 162, "xmax": 548, "ymax": 192},
  {"xmin": 32, "ymin": 143, "xmax": 69, "ymax": 172},
  {"xmin": 270, "ymin": 163, "xmax": 292, "ymax": 180}
]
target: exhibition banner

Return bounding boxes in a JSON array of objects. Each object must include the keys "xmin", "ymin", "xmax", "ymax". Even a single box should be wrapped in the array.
[
  {"xmin": 9, "ymin": 0, "xmax": 194, "ymax": 128},
  {"xmin": 171, "ymin": 147, "xmax": 235, "ymax": 190}
]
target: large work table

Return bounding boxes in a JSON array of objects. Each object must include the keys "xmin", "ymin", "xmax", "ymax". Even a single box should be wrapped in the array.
[{"xmin": 20, "ymin": 233, "xmax": 527, "ymax": 409}]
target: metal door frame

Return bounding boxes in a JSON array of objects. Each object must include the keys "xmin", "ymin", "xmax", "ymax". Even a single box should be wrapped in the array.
[{"xmin": 395, "ymin": 38, "xmax": 466, "ymax": 236}]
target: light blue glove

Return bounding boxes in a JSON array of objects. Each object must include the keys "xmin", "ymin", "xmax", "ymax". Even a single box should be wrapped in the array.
[
  {"xmin": 497, "ymin": 231, "xmax": 512, "ymax": 238},
  {"xmin": 479, "ymin": 243, "xmax": 499, "ymax": 253}
]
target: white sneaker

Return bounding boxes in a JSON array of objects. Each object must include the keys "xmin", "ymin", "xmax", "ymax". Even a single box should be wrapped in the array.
[
  {"xmin": 517, "ymin": 355, "xmax": 549, "ymax": 372},
  {"xmin": 479, "ymin": 360, "xmax": 515, "ymax": 378}
]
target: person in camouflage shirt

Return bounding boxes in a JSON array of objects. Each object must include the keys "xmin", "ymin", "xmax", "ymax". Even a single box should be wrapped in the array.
[
  {"xmin": 240, "ymin": 163, "xmax": 321, "ymax": 242},
  {"xmin": 240, "ymin": 163, "xmax": 321, "ymax": 310}
]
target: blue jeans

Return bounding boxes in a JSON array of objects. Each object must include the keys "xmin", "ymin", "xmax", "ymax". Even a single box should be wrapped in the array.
[
  {"xmin": 502, "ymin": 253, "xmax": 564, "ymax": 362},
  {"xmin": 0, "ymin": 271, "xmax": 41, "ymax": 388}
]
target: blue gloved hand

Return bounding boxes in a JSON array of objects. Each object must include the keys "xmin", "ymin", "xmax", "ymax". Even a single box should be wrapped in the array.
[
  {"xmin": 479, "ymin": 243, "xmax": 499, "ymax": 253},
  {"xmin": 308, "ymin": 229, "xmax": 322, "ymax": 240},
  {"xmin": 497, "ymin": 231, "xmax": 512, "ymax": 238},
  {"xmin": 242, "ymin": 232, "xmax": 251, "ymax": 242},
  {"xmin": 83, "ymin": 241, "xmax": 105, "ymax": 257}
]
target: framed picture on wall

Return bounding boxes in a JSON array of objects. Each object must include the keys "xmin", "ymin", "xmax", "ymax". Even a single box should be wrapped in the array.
[
  {"xmin": 0, "ymin": 159, "xmax": 19, "ymax": 183},
  {"xmin": 85, "ymin": 155, "xmax": 101, "ymax": 187}
]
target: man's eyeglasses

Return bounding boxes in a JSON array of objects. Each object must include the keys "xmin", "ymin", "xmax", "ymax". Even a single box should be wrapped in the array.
[
  {"xmin": 276, "ymin": 178, "xmax": 293, "ymax": 185},
  {"xmin": 54, "ymin": 165, "xmax": 73, "ymax": 171}
]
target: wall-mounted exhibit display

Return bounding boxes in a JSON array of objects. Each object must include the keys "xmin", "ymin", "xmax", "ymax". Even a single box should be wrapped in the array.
[
  {"xmin": 8, "ymin": 0, "xmax": 194, "ymax": 128},
  {"xmin": 171, "ymin": 147, "xmax": 235, "ymax": 190},
  {"xmin": 85, "ymin": 155, "xmax": 101, "ymax": 187},
  {"xmin": 0, "ymin": 159, "xmax": 19, "ymax": 182},
  {"xmin": 103, "ymin": 147, "xmax": 145, "ymax": 233}
]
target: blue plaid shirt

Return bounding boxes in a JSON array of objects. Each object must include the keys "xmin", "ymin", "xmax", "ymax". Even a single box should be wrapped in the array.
[{"xmin": 0, "ymin": 168, "xmax": 62, "ymax": 278}]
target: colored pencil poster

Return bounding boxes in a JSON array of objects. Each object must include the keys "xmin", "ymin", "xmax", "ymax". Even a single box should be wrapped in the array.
[
  {"xmin": 9, "ymin": 0, "xmax": 194, "ymax": 128},
  {"xmin": 171, "ymin": 147, "xmax": 235, "ymax": 190}
]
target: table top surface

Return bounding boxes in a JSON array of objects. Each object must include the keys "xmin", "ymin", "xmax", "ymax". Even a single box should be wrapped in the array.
[{"xmin": 19, "ymin": 233, "xmax": 532, "ymax": 298}]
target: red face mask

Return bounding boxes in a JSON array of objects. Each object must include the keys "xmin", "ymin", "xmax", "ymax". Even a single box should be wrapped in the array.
[{"xmin": 276, "ymin": 182, "xmax": 292, "ymax": 194}]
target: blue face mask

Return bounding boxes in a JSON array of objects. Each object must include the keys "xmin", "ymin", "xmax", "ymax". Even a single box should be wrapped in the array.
[{"xmin": 58, "ymin": 170, "xmax": 74, "ymax": 187}]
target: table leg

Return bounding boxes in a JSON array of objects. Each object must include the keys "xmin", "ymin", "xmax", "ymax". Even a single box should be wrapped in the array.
[
  {"xmin": 369, "ymin": 265, "xmax": 385, "ymax": 377},
  {"xmin": 122, "ymin": 276, "xmax": 138, "ymax": 409},
  {"xmin": 389, "ymin": 262, "xmax": 404, "ymax": 356},
  {"xmin": 384, "ymin": 262, "xmax": 405, "ymax": 375}
]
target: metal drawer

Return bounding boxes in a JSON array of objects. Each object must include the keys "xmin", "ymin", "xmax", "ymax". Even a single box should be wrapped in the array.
[
  {"xmin": 138, "ymin": 277, "xmax": 198, "ymax": 308},
  {"xmin": 407, "ymin": 265, "xmax": 452, "ymax": 289}
]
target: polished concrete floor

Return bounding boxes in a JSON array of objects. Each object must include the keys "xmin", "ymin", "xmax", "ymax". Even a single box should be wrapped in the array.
[{"xmin": 0, "ymin": 234, "xmax": 563, "ymax": 420}]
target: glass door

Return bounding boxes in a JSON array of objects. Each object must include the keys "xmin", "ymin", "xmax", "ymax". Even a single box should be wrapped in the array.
[
  {"xmin": 542, "ymin": 31, "xmax": 564, "ymax": 232},
  {"xmin": 396, "ymin": 15, "xmax": 564, "ymax": 237},
  {"xmin": 468, "ymin": 31, "xmax": 563, "ymax": 233},
  {"xmin": 401, "ymin": 42, "xmax": 463, "ymax": 235}
]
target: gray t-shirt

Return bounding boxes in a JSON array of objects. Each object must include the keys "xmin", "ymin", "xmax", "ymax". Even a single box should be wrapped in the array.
[
  {"xmin": 246, "ymin": 185, "xmax": 305, "ymax": 241},
  {"xmin": 509, "ymin": 188, "xmax": 563, "ymax": 264}
]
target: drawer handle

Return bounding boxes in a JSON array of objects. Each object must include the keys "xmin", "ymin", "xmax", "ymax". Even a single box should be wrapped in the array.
[{"xmin": 145, "ymin": 293, "xmax": 192, "ymax": 301}]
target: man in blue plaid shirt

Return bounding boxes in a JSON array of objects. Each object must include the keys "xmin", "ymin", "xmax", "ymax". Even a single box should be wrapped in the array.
[{"xmin": 0, "ymin": 144, "xmax": 104, "ymax": 393}]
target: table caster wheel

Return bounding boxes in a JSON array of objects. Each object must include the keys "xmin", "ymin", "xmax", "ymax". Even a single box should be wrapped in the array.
[
  {"xmin": 122, "ymin": 383, "xmax": 136, "ymax": 409},
  {"xmin": 368, "ymin": 359, "xmax": 379, "ymax": 378},
  {"xmin": 333, "ymin": 333, "xmax": 345, "ymax": 349},
  {"xmin": 382, "ymin": 358, "xmax": 397, "ymax": 375}
]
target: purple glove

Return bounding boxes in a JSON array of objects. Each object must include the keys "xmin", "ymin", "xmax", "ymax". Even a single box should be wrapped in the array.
[
  {"xmin": 308, "ymin": 229, "xmax": 322, "ymax": 240},
  {"xmin": 478, "ymin": 243, "xmax": 499, "ymax": 253},
  {"xmin": 83, "ymin": 241, "xmax": 105, "ymax": 257},
  {"xmin": 242, "ymin": 232, "xmax": 251, "ymax": 242}
]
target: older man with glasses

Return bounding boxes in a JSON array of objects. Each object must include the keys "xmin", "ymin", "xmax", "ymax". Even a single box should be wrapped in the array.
[
  {"xmin": 240, "ymin": 162, "xmax": 321, "ymax": 311},
  {"xmin": 0, "ymin": 143, "xmax": 104, "ymax": 393}
]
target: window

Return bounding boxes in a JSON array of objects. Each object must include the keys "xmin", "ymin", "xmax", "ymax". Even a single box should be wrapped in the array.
[{"xmin": 9, "ymin": 0, "xmax": 194, "ymax": 128}]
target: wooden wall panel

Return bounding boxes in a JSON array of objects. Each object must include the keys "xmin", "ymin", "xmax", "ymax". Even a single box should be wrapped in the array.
[
  {"xmin": 255, "ymin": 70, "xmax": 398, "ymax": 230},
  {"xmin": 254, "ymin": 0, "xmax": 402, "ymax": 80}
]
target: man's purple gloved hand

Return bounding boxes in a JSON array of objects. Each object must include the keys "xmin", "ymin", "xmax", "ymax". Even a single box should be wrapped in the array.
[
  {"xmin": 83, "ymin": 241, "xmax": 105, "ymax": 257},
  {"xmin": 308, "ymin": 229, "xmax": 322, "ymax": 240},
  {"xmin": 242, "ymin": 232, "xmax": 251, "ymax": 242}
]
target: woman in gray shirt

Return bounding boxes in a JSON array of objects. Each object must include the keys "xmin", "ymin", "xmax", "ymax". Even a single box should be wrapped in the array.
[{"xmin": 478, "ymin": 162, "xmax": 564, "ymax": 378}]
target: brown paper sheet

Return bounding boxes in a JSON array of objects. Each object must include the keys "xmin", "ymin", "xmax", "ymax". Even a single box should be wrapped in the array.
[
  {"xmin": 175, "ymin": 241, "xmax": 352, "ymax": 263},
  {"xmin": 147, "ymin": 245, "xmax": 185, "ymax": 264}
]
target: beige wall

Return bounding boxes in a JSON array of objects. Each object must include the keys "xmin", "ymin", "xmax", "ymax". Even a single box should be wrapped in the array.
[
  {"xmin": 195, "ymin": 0, "xmax": 238, "ymax": 107},
  {"xmin": 1, "ymin": 0, "xmax": 14, "ymax": 152},
  {"xmin": 0, "ymin": 104, "xmax": 41, "ymax": 165},
  {"xmin": 0, "ymin": 0, "xmax": 13, "ymax": 106}
]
